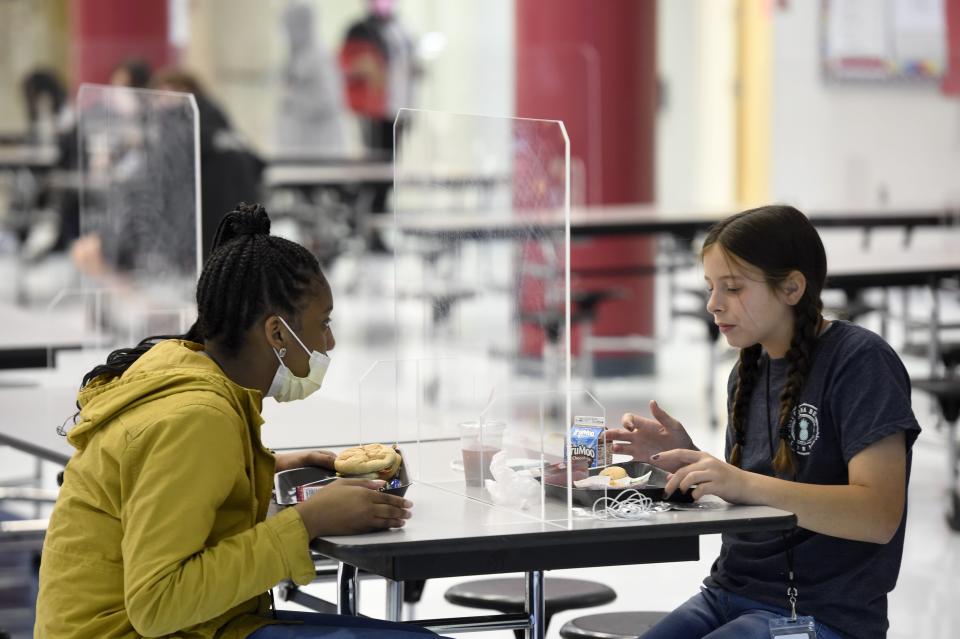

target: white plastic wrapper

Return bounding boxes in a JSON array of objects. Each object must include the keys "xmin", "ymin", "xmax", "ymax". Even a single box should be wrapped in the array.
[
  {"xmin": 484, "ymin": 451, "xmax": 542, "ymax": 511},
  {"xmin": 574, "ymin": 470, "xmax": 652, "ymax": 490}
]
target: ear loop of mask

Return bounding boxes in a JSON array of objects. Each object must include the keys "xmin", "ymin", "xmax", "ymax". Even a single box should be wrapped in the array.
[{"xmin": 276, "ymin": 316, "xmax": 324, "ymax": 357}]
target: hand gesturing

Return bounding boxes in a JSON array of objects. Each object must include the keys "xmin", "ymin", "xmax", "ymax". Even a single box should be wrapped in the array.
[{"xmin": 603, "ymin": 400, "xmax": 697, "ymax": 472}]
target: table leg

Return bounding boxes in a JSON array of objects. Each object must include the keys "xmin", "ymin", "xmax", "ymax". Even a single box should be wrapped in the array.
[
  {"xmin": 879, "ymin": 287, "xmax": 889, "ymax": 340},
  {"xmin": 337, "ymin": 562, "xmax": 359, "ymax": 615},
  {"xmin": 949, "ymin": 421, "xmax": 960, "ymax": 531},
  {"xmin": 929, "ymin": 279, "xmax": 941, "ymax": 377},
  {"xmin": 386, "ymin": 579, "xmax": 404, "ymax": 621},
  {"xmin": 525, "ymin": 570, "xmax": 544, "ymax": 639}
]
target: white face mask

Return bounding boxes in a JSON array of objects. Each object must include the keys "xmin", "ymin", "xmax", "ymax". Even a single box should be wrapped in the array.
[{"xmin": 266, "ymin": 316, "xmax": 331, "ymax": 402}]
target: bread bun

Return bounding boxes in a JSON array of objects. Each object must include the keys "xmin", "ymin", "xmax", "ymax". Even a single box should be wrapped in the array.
[
  {"xmin": 335, "ymin": 444, "xmax": 401, "ymax": 480},
  {"xmin": 599, "ymin": 466, "xmax": 627, "ymax": 480}
]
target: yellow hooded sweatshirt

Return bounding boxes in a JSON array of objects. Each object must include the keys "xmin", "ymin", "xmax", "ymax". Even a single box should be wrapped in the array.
[{"xmin": 35, "ymin": 340, "xmax": 317, "ymax": 638}]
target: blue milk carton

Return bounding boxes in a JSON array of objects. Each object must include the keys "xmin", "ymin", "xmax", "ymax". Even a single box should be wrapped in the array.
[{"xmin": 567, "ymin": 415, "xmax": 611, "ymax": 469}]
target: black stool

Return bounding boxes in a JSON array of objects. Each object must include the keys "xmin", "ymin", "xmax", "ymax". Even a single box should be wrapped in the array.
[
  {"xmin": 913, "ymin": 377, "xmax": 960, "ymax": 531},
  {"xmin": 444, "ymin": 577, "xmax": 616, "ymax": 639},
  {"xmin": 560, "ymin": 611, "xmax": 669, "ymax": 638}
]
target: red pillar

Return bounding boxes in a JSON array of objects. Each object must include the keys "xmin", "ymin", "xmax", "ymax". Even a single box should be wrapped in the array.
[
  {"xmin": 944, "ymin": 0, "xmax": 960, "ymax": 95},
  {"xmin": 516, "ymin": 0, "xmax": 657, "ymax": 375},
  {"xmin": 69, "ymin": 0, "xmax": 171, "ymax": 86}
]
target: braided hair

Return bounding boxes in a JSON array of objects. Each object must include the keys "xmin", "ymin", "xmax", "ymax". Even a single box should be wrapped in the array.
[
  {"xmin": 702, "ymin": 205, "xmax": 827, "ymax": 476},
  {"xmin": 78, "ymin": 203, "xmax": 324, "ymax": 390},
  {"xmin": 728, "ymin": 343, "xmax": 762, "ymax": 467}
]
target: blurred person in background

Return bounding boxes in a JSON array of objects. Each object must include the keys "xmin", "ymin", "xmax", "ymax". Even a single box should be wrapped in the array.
[
  {"xmin": 340, "ymin": 0, "xmax": 416, "ymax": 155},
  {"xmin": 276, "ymin": 1, "xmax": 345, "ymax": 156},
  {"xmin": 19, "ymin": 69, "xmax": 78, "ymax": 259},
  {"xmin": 340, "ymin": 0, "xmax": 419, "ymax": 250},
  {"xmin": 150, "ymin": 69, "xmax": 264, "ymax": 262},
  {"xmin": 110, "ymin": 57, "xmax": 152, "ymax": 89},
  {"xmin": 21, "ymin": 68, "xmax": 74, "ymax": 148},
  {"xmin": 71, "ymin": 67, "xmax": 262, "ymax": 281},
  {"xmin": 68, "ymin": 58, "xmax": 157, "ymax": 273}
]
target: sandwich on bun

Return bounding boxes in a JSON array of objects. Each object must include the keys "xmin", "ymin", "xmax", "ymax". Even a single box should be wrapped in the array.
[
  {"xmin": 599, "ymin": 466, "xmax": 627, "ymax": 481},
  {"xmin": 335, "ymin": 444, "xmax": 402, "ymax": 481}
]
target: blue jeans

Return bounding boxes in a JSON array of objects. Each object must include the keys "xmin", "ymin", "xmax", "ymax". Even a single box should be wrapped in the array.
[
  {"xmin": 639, "ymin": 586, "xmax": 845, "ymax": 639},
  {"xmin": 248, "ymin": 611, "xmax": 442, "ymax": 638}
]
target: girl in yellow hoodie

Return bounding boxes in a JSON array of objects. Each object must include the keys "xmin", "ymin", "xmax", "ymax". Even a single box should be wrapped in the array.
[{"xmin": 35, "ymin": 204, "xmax": 434, "ymax": 639}]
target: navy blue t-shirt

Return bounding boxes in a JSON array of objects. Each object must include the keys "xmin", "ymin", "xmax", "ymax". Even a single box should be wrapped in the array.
[{"xmin": 705, "ymin": 321, "xmax": 921, "ymax": 639}]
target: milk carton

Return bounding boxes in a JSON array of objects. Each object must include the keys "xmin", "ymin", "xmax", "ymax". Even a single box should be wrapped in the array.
[{"xmin": 567, "ymin": 415, "xmax": 611, "ymax": 468}]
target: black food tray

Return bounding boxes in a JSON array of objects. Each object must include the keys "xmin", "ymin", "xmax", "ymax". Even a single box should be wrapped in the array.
[
  {"xmin": 541, "ymin": 460, "xmax": 693, "ymax": 506},
  {"xmin": 274, "ymin": 450, "xmax": 411, "ymax": 505}
]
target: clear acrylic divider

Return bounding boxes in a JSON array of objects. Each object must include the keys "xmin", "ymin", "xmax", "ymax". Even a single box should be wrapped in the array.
[
  {"xmin": 393, "ymin": 109, "xmax": 574, "ymax": 522},
  {"xmin": 76, "ymin": 84, "xmax": 200, "ymax": 311},
  {"xmin": 517, "ymin": 44, "xmax": 602, "ymax": 206},
  {"xmin": 356, "ymin": 359, "xmax": 402, "ymax": 449},
  {"xmin": 43, "ymin": 286, "xmax": 195, "ymax": 438},
  {"xmin": 44, "ymin": 287, "xmax": 195, "ymax": 370},
  {"xmin": 358, "ymin": 356, "xmax": 490, "ymax": 490},
  {"xmin": 45, "ymin": 84, "xmax": 202, "ymax": 437},
  {"xmin": 475, "ymin": 388, "xmax": 606, "ymax": 522}
]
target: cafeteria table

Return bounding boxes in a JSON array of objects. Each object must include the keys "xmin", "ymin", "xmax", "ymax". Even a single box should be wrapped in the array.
[{"xmin": 311, "ymin": 481, "xmax": 795, "ymax": 638}]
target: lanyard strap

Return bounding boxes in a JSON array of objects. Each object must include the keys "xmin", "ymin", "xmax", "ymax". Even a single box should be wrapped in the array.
[
  {"xmin": 766, "ymin": 360, "xmax": 799, "ymax": 620},
  {"xmin": 786, "ymin": 540, "xmax": 798, "ymax": 620}
]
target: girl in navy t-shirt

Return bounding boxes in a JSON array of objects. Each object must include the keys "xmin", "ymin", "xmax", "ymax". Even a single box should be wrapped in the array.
[{"xmin": 608, "ymin": 205, "xmax": 921, "ymax": 639}]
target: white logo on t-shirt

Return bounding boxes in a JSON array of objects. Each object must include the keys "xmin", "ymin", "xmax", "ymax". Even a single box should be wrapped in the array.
[{"xmin": 788, "ymin": 403, "xmax": 820, "ymax": 455}]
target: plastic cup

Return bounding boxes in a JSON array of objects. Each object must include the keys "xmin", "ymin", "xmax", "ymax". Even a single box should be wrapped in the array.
[{"xmin": 459, "ymin": 420, "xmax": 505, "ymax": 487}]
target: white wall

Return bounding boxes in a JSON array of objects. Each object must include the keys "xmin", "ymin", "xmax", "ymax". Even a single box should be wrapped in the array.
[
  {"xmin": 770, "ymin": 1, "xmax": 960, "ymax": 209},
  {"xmin": 695, "ymin": 0, "xmax": 737, "ymax": 208},
  {"xmin": 399, "ymin": 0, "xmax": 514, "ymax": 117},
  {"xmin": 656, "ymin": 0, "xmax": 737, "ymax": 209},
  {"xmin": 656, "ymin": 0, "xmax": 697, "ymax": 207}
]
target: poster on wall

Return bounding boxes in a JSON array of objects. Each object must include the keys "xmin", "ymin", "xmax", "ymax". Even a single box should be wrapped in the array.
[{"xmin": 822, "ymin": 0, "xmax": 946, "ymax": 81}]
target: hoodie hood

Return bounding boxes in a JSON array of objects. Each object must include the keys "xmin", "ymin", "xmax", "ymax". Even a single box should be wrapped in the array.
[{"xmin": 68, "ymin": 340, "xmax": 263, "ymax": 451}]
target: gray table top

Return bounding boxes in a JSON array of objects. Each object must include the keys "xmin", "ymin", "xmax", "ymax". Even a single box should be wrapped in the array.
[
  {"xmin": 264, "ymin": 162, "xmax": 394, "ymax": 187},
  {"xmin": 311, "ymin": 481, "xmax": 795, "ymax": 580},
  {"xmin": 1, "ymin": 303, "xmax": 101, "ymax": 351},
  {"xmin": 0, "ymin": 144, "xmax": 58, "ymax": 169},
  {"xmin": 826, "ymin": 246, "xmax": 960, "ymax": 286}
]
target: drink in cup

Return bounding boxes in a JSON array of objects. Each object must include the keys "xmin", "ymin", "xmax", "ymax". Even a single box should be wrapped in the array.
[{"xmin": 459, "ymin": 420, "xmax": 505, "ymax": 487}]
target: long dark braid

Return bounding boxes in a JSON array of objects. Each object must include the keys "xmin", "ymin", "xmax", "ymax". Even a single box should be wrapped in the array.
[
  {"xmin": 77, "ymin": 203, "xmax": 323, "ymax": 391},
  {"xmin": 773, "ymin": 291, "xmax": 823, "ymax": 475},
  {"xmin": 702, "ymin": 204, "xmax": 828, "ymax": 473},
  {"xmin": 729, "ymin": 344, "xmax": 762, "ymax": 467}
]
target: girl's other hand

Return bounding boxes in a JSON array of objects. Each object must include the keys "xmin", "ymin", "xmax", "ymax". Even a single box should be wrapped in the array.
[
  {"xmin": 275, "ymin": 449, "xmax": 337, "ymax": 473},
  {"xmin": 293, "ymin": 478, "xmax": 413, "ymax": 538},
  {"xmin": 603, "ymin": 400, "xmax": 697, "ymax": 472},
  {"xmin": 656, "ymin": 449, "xmax": 749, "ymax": 503}
]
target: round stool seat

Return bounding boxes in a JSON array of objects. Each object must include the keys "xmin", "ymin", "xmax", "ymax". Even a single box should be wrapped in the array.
[
  {"xmin": 444, "ymin": 577, "xmax": 616, "ymax": 614},
  {"xmin": 559, "ymin": 611, "xmax": 670, "ymax": 639}
]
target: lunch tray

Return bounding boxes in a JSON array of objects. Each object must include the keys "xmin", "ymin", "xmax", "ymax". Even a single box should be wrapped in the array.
[
  {"xmin": 538, "ymin": 460, "xmax": 693, "ymax": 507},
  {"xmin": 274, "ymin": 451, "xmax": 411, "ymax": 505}
]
